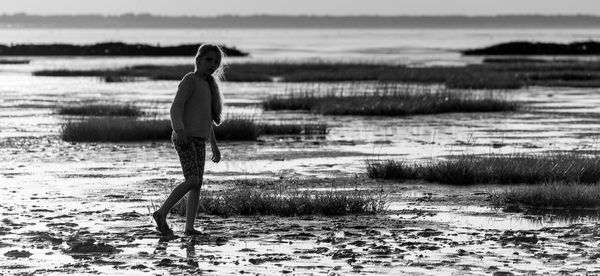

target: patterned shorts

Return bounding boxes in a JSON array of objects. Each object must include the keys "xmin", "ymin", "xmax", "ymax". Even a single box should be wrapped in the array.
[{"xmin": 172, "ymin": 132, "xmax": 206, "ymax": 181}]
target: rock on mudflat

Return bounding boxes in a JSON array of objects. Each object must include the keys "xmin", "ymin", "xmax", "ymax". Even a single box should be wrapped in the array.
[
  {"xmin": 4, "ymin": 250, "xmax": 32, "ymax": 258},
  {"xmin": 493, "ymin": 272, "xmax": 515, "ymax": 276},
  {"xmin": 331, "ymin": 249, "xmax": 356, "ymax": 260},
  {"xmin": 67, "ymin": 238, "xmax": 120, "ymax": 254}
]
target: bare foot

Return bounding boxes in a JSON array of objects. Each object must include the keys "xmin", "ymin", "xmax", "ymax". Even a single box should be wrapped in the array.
[{"xmin": 152, "ymin": 211, "xmax": 173, "ymax": 236}]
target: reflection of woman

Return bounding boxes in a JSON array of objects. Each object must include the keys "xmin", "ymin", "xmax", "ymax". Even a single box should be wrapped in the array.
[{"xmin": 153, "ymin": 43, "xmax": 225, "ymax": 236}]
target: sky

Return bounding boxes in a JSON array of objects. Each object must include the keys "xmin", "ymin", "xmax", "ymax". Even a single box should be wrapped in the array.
[{"xmin": 2, "ymin": 0, "xmax": 600, "ymax": 16}]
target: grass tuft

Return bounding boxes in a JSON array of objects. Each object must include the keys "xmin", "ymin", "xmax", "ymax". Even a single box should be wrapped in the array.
[
  {"xmin": 366, "ymin": 160, "xmax": 421, "ymax": 180},
  {"xmin": 61, "ymin": 118, "xmax": 171, "ymax": 142},
  {"xmin": 491, "ymin": 183, "xmax": 600, "ymax": 208},
  {"xmin": 169, "ymin": 182, "xmax": 387, "ymax": 217},
  {"xmin": 214, "ymin": 117, "xmax": 261, "ymax": 141},
  {"xmin": 367, "ymin": 152, "xmax": 600, "ymax": 185}
]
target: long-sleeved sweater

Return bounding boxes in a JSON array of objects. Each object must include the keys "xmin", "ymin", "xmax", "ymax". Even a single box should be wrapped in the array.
[{"xmin": 170, "ymin": 72, "xmax": 213, "ymax": 139}]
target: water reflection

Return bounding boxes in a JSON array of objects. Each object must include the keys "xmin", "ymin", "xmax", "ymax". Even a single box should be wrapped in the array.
[
  {"xmin": 524, "ymin": 208, "xmax": 600, "ymax": 225},
  {"xmin": 389, "ymin": 202, "xmax": 600, "ymax": 231},
  {"xmin": 429, "ymin": 212, "xmax": 599, "ymax": 231}
]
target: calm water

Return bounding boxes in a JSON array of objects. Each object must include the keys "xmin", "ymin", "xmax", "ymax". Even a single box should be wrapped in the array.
[
  {"xmin": 1, "ymin": 28, "xmax": 600, "ymax": 66},
  {"xmin": 3, "ymin": 28, "xmax": 600, "ymax": 174}
]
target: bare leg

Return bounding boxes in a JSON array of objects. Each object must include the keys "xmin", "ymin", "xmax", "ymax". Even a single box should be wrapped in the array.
[
  {"xmin": 157, "ymin": 176, "xmax": 199, "ymax": 227},
  {"xmin": 185, "ymin": 186, "xmax": 201, "ymax": 231},
  {"xmin": 157, "ymin": 137, "xmax": 206, "ymax": 235}
]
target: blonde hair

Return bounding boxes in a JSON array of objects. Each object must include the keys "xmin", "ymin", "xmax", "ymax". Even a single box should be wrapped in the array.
[{"xmin": 195, "ymin": 43, "xmax": 226, "ymax": 125}]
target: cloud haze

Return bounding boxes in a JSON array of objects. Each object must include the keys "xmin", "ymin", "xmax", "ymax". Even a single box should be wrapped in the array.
[{"xmin": 3, "ymin": 0, "xmax": 600, "ymax": 16}]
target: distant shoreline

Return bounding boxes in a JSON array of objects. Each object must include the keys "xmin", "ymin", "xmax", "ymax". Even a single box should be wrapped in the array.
[
  {"xmin": 0, "ymin": 42, "xmax": 248, "ymax": 57},
  {"xmin": 463, "ymin": 41, "xmax": 600, "ymax": 55},
  {"xmin": 1, "ymin": 14, "xmax": 600, "ymax": 29}
]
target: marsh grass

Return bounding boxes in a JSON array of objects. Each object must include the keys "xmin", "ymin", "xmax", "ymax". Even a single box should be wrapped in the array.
[
  {"xmin": 215, "ymin": 117, "xmax": 329, "ymax": 139},
  {"xmin": 60, "ymin": 116, "xmax": 327, "ymax": 142},
  {"xmin": 260, "ymin": 123, "xmax": 328, "ymax": 135},
  {"xmin": 0, "ymin": 59, "xmax": 29, "ymax": 64},
  {"xmin": 214, "ymin": 117, "xmax": 261, "ymax": 141},
  {"xmin": 264, "ymin": 83, "xmax": 517, "ymax": 116},
  {"xmin": 61, "ymin": 118, "xmax": 171, "ymax": 142},
  {"xmin": 367, "ymin": 152, "xmax": 600, "ymax": 185},
  {"xmin": 169, "ymin": 180, "xmax": 387, "ymax": 217},
  {"xmin": 482, "ymin": 57, "xmax": 551, "ymax": 64},
  {"xmin": 490, "ymin": 183, "xmax": 600, "ymax": 208},
  {"xmin": 104, "ymin": 75, "xmax": 143, "ymax": 83},
  {"xmin": 34, "ymin": 69, "xmax": 112, "ymax": 77},
  {"xmin": 58, "ymin": 102, "xmax": 143, "ymax": 116},
  {"xmin": 33, "ymin": 63, "xmax": 522, "ymax": 88},
  {"xmin": 33, "ymin": 61, "xmax": 600, "ymax": 88},
  {"xmin": 33, "ymin": 63, "xmax": 387, "ymax": 82}
]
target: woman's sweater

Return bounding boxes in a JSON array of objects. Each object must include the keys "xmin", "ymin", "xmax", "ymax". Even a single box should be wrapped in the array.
[{"xmin": 170, "ymin": 72, "xmax": 213, "ymax": 139}]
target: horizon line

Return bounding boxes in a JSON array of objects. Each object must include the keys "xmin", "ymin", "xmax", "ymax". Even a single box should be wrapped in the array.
[{"xmin": 3, "ymin": 13, "xmax": 600, "ymax": 18}]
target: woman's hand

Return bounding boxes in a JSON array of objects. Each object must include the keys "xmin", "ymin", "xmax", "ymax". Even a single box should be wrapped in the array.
[
  {"xmin": 209, "ymin": 124, "xmax": 220, "ymax": 163},
  {"xmin": 211, "ymin": 147, "xmax": 221, "ymax": 163},
  {"xmin": 175, "ymin": 129, "xmax": 190, "ymax": 148}
]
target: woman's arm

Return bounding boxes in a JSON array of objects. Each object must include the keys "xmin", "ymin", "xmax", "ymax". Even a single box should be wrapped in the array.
[
  {"xmin": 209, "ymin": 124, "xmax": 221, "ymax": 163},
  {"xmin": 170, "ymin": 75, "xmax": 194, "ymax": 147}
]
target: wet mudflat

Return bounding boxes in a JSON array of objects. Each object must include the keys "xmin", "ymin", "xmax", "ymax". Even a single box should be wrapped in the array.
[
  {"xmin": 2, "ymin": 69, "xmax": 600, "ymax": 274},
  {"xmin": 2, "ymin": 169, "xmax": 600, "ymax": 275}
]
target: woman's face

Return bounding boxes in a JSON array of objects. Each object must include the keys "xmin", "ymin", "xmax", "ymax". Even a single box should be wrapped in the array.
[{"xmin": 196, "ymin": 51, "xmax": 220, "ymax": 76}]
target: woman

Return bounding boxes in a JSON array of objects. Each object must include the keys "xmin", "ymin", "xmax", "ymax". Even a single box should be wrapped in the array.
[{"xmin": 153, "ymin": 43, "xmax": 225, "ymax": 236}]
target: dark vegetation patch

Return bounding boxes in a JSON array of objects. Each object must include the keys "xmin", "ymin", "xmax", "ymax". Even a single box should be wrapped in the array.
[
  {"xmin": 31, "ymin": 60, "xmax": 600, "ymax": 89},
  {"xmin": 367, "ymin": 152, "xmax": 600, "ymax": 185},
  {"xmin": 34, "ymin": 63, "xmax": 524, "ymax": 89},
  {"xmin": 491, "ymin": 183, "xmax": 600, "ymax": 208},
  {"xmin": 264, "ymin": 84, "xmax": 517, "ymax": 116},
  {"xmin": 58, "ymin": 102, "xmax": 143, "ymax": 116},
  {"xmin": 0, "ymin": 42, "xmax": 247, "ymax": 56},
  {"xmin": 0, "ymin": 59, "xmax": 29, "ymax": 64},
  {"xmin": 60, "ymin": 118, "xmax": 171, "ymax": 142},
  {"xmin": 103, "ymin": 75, "xmax": 145, "ymax": 83},
  {"xmin": 483, "ymin": 57, "xmax": 551, "ymax": 64},
  {"xmin": 195, "ymin": 187, "xmax": 385, "ymax": 216},
  {"xmin": 167, "ymin": 179, "xmax": 387, "ymax": 217},
  {"xmin": 463, "ymin": 41, "xmax": 600, "ymax": 55},
  {"xmin": 60, "ymin": 117, "xmax": 328, "ymax": 142},
  {"xmin": 213, "ymin": 118, "xmax": 260, "ymax": 141}
]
